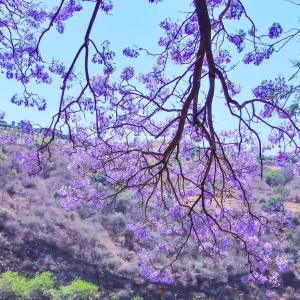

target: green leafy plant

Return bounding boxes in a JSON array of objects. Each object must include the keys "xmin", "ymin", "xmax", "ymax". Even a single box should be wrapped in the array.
[
  {"xmin": 10, "ymin": 168, "xmax": 17, "ymax": 176},
  {"xmin": 0, "ymin": 150, "xmax": 6, "ymax": 163},
  {"xmin": 263, "ymin": 194, "xmax": 283, "ymax": 212},
  {"xmin": 273, "ymin": 184, "xmax": 290, "ymax": 200},
  {"xmin": 69, "ymin": 211, "xmax": 78, "ymax": 221},
  {"xmin": 0, "ymin": 271, "xmax": 30, "ymax": 298},
  {"xmin": 0, "ymin": 208, "xmax": 9, "ymax": 217},
  {"xmin": 0, "ymin": 271, "xmax": 99, "ymax": 300},
  {"xmin": 264, "ymin": 170, "xmax": 286, "ymax": 187},
  {"xmin": 58, "ymin": 278, "xmax": 99, "ymax": 299}
]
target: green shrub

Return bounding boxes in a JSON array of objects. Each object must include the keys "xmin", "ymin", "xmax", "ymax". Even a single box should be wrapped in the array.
[
  {"xmin": 0, "ymin": 271, "xmax": 99, "ymax": 300},
  {"xmin": 58, "ymin": 278, "xmax": 99, "ymax": 299},
  {"xmin": 263, "ymin": 194, "xmax": 283, "ymax": 212},
  {"xmin": 0, "ymin": 150, "xmax": 6, "ymax": 163},
  {"xmin": 273, "ymin": 184, "xmax": 290, "ymax": 200},
  {"xmin": 10, "ymin": 169, "xmax": 17, "ymax": 176},
  {"xmin": 28, "ymin": 272, "xmax": 55, "ymax": 292},
  {"xmin": 264, "ymin": 170, "xmax": 286, "ymax": 187},
  {"xmin": 0, "ymin": 209, "xmax": 9, "ymax": 217},
  {"xmin": 6, "ymin": 183, "xmax": 16, "ymax": 196},
  {"xmin": 69, "ymin": 211, "xmax": 78, "ymax": 221},
  {"xmin": 0, "ymin": 271, "xmax": 30, "ymax": 298}
]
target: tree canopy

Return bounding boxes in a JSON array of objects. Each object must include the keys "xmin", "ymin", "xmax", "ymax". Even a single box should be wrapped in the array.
[{"xmin": 1, "ymin": 0, "xmax": 300, "ymax": 293}]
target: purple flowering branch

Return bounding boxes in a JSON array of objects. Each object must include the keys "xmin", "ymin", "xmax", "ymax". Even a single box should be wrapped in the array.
[{"xmin": 1, "ymin": 0, "xmax": 300, "ymax": 286}]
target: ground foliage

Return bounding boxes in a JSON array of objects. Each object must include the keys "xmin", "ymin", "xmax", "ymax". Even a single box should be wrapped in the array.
[
  {"xmin": 0, "ymin": 270, "xmax": 99, "ymax": 300},
  {"xmin": 1, "ymin": 0, "xmax": 300, "ymax": 294}
]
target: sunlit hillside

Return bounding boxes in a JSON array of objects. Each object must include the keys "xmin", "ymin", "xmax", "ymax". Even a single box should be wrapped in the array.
[{"xmin": 0, "ymin": 142, "xmax": 299, "ymax": 299}]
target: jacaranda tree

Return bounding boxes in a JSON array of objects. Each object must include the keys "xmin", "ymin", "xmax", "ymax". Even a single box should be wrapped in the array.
[{"xmin": 1, "ymin": 0, "xmax": 300, "ymax": 293}]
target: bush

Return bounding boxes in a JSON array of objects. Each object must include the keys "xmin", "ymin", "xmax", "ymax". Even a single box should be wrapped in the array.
[
  {"xmin": 273, "ymin": 184, "xmax": 290, "ymax": 200},
  {"xmin": 0, "ymin": 271, "xmax": 30, "ymax": 298},
  {"xmin": 0, "ymin": 209, "xmax": 9, "ymax": 218},
  {"xmin": 263, "ymin": 194, "xmax": 283, "ymax": 212},
  {"xmin": 0, "ymin": 271, "xmax": 99, "ymax": 300},
  {"xmin": 264, "ymin": 170, "xmax": 286, "ymax": 187},
  {"xmin": 6, "ymin": 182, "xmax": 16, "ymax": 196},
  {"xmin": 112, "ymin": 212, "xmax": 126, "ymax": 233},
  {"xmin": 28, "ymin": 271, "xmax": 55, "ymax": 292},
  {"xmin": 57, "ymin": 278, "xmax": 99, "ymax": 299},
  {"xmin": 0, "ymin": 150, "xmax": 6, "ymax": 163},
  {"xmin": 10, "ymin": 169, "xmax": 17, "ymax": 176},
  {"xmin": 69, "ymin": 211, "xmax": 78, "ymax": 221}
]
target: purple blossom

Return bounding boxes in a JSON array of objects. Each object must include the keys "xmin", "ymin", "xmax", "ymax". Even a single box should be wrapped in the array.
[
  {"xmin": 126, "ymin": 222, "xmax": 149, "ymax": 240},
  {"xmin": 148, "ymin": 0, "xmax": 164, "ymax": 3},
  {"xmin": 100, "ymin": 0, "xmax": 113, "ymax": 13},
  {"xmin": 123, "ymin": 47, "xmax": 139, "ymax": 58},
  {"xmin": 269, "ymin": 23, "xmax": 283, "ymax": 39},
  {"xmin": 275, "ymin": 151, "xmax": 290, "ymax": 167},
  {"xmin": 227, "ymin": 30, "xmax": 246, "ymax": 53},
  {"xmin": 276, "ymin": 255, "xmax": 289, "ymax": 273},
  {"xmin": 91, "ymin": 53, "xmax": 103, "ymax": 64},
  {"xmin": 225, "ymin": 0, "xmax": 244, "ymax": 20},
  {"xmin": 243, "ymin": 46, "xmax": 274, "ymax": 66},
  {"xmin": 184, "ymin": 22, "xmax": 198, "ymax": 35},
  {"xmin": 120, "ymin": 65, "xmax": 135, "ymax": 81},
  {"xmin": 19, "ymin": 120, "xmax": 33, "ymax": 134},
  {"xmin": 266, "ymin": 290, "xmax": 276, "ymax": 298},
  {"xmin": 6, "ymin": 71, "xmax": 13, "ymax": 79},
  {"xmin": 56, "ymin": 21, "xmax": 65, "ymax": 34},
  {"xmin": 155, "ymin": 242, "xmax": 169, "ymax": 253},
  {"xmin": 49, "ymin": 59, "xmax": 66, "ymax": 77}
]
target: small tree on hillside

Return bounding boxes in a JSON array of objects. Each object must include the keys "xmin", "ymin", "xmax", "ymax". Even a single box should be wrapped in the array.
[{"xmin": 264, "ymin": 170, "xmax": 286, "ymax": 188}]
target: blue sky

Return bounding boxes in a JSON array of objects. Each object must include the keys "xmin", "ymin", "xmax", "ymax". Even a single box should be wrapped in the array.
[{"xmin": 1, "ymin": 0, "xmax": 299, "ymax": 133}]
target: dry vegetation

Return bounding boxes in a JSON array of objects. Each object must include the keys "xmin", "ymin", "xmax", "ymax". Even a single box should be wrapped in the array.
[{"xmin": 0, "ymin": 144, "xmax": 299, "ymax": 299}]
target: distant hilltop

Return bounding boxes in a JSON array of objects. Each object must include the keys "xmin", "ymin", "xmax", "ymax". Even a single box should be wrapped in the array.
[
  {"xmin": 0, "ymin": 120, "xmax": 16, "ymax": 128},
  {"xmin": 0, "ymin": 120, "xmax": 70, "ymax": 140}
]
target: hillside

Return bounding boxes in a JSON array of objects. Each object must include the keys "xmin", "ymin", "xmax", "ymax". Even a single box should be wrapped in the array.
[{"xmin": 0, "ymin": 143, "xmax": 300, "ymax": 299}]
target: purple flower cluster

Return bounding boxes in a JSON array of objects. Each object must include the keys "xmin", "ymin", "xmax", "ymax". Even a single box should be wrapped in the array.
[
  {"xmin": 11, "ymin": 94, "xmax": 47, "ymax": 111},
  {"xmin": 243, "ymin": 46, "xmax": 274, "ymax": 66},
  {"xmin": 120, "ymin": 65, "xmax": 135, "ymax": 81},
  {"xmin": 274, "ymin": 151, "xmax": 290, "ymax": 167},
  {"xmin": 19, "ymin": 120, "xmax": 33, "ymax": 134},
  {"xmin": 49, "ymin": 59, "xmax": 67, "ymax": 78},
  {"xmin": 123, "ymin": 47, "xmax": 139, "ymax": 58},
  {"xmin": 100, "ymin": 0, "xmax": 113, "ymax": 13},
  {"xmin": 225, "ymin": 0, "xmax": 244, "ymax": 20},
  {"xmin": 227, "ymin": 30, "xmax": 246, "ymax": 53},
  {"xmin": 269, "ymin": 23, "xmax": 283, "ymax": 39},
  {"xmin": 148, "ymin": 0, "xmax": 164, "ymax": 3}
]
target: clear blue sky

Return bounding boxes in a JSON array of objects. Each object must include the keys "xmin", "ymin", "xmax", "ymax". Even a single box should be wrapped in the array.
[{"xmin": 1, "ymin": 0, "xmax": 299, "ymax": 133}]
